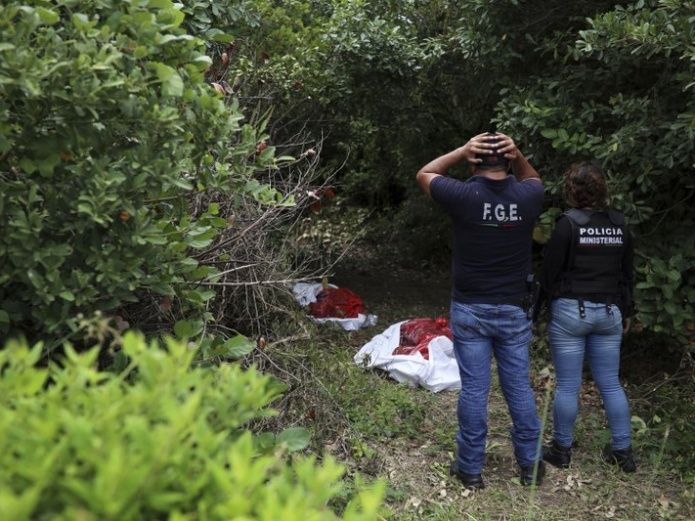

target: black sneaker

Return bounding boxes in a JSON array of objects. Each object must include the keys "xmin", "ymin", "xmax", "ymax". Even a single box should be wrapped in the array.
[
  {"xmin": 520, "ymin": 460, "xmax": 545, "ymax": 487},
  {"xmin": 602, "ymin": 444, "xmax": 636, "ymax": 473},
  {"xmin": 449, "ymin": 461, "xmax": 485, "ymax": 490},
  {"xmin": 543, "ymin": 440, "xmax": 572, "ymax": 469}
]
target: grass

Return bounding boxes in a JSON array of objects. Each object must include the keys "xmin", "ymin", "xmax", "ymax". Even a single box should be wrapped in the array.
[{"xmin": 262, "ymin": 264, "xmax": 695, "ymax": 521}]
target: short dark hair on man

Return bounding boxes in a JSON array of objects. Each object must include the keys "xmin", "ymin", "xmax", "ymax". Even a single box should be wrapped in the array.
[
  {"xmin": 476, "ymin": 152, "xmax": 510, "ymax": 171},
  {"xmin": 563, "ymin": 161, "xmax": 607, "ymax": 209}
]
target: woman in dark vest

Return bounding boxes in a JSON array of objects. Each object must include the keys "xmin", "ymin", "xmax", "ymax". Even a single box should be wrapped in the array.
[{"xmin": 540, "ymin": 161, "xmax": 636, "ymax": 472}]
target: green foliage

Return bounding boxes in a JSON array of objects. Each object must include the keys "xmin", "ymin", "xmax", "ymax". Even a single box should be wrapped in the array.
[
  {"xmin": 325, "ymin": 352, "xmax": 431, "ymax": 442},
  {"xmin": 0, "ymin": 332, "xmax": 384, "ymax": 520},
  {"xmin": 180, "ymin": 0, "xmax": 260, "ymax": 43},
  {"xmin": 238, "ymin": 0, "xmax": 695, "ymax": 349},
  {"xmin": 0, "ymin": 1, "xmax": 282, "ymax": 339},
  {"xmin": 296, "ymin": 199, "xmax": 370, "ymax": 262},
  {"xmin": 496, "ymin": 0, "xmax": 695, "ymax": 345}
]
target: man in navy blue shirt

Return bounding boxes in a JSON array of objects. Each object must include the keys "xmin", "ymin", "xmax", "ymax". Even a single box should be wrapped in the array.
[{"xmin": 417, "ymin": 132, "xmax": 545, "ymax": 489}]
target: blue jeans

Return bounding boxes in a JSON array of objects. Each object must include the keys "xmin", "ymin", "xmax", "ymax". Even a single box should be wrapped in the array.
[
  {"xmin": 450, "ymin": 301, "xmax": 541, "ymax": 474},
  {"xmin": 548, "ymin": 298, "xmax": 631, "ymax": 450}
]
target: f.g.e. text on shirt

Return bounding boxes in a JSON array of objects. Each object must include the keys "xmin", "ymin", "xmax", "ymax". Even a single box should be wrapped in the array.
[{"xmin": 430, "ymin": 175, "xmax": 544, "ymax": 305}]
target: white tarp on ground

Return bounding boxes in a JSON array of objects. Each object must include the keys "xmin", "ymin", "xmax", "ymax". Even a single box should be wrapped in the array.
[
  {"xmin": 354, "ymin": 321, "xmax": 461, "ymax": 392},
  {"xmin": 292, "ymin": 282, "xmax": 378, "ymax": 331}
]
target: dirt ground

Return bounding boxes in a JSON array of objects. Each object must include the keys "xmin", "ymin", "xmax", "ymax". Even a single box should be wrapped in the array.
[{"xmin": 312, "ymin": 262, "xmax": 695, "ymax": 521}]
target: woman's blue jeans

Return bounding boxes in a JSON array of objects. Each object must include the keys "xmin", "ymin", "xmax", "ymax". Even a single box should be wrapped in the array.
[
  {"xmin": 450, "ymin": 301, "xmax": 541, "ymax": 475},
  {"xmin": 548, "ymin": 298, "xmax": 632, "ymax": 450}
]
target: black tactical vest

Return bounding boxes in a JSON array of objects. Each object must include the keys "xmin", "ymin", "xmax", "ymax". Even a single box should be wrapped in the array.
[{"xmin": 559, "ymin": 208, "xmax": 626, "ymax": 298}]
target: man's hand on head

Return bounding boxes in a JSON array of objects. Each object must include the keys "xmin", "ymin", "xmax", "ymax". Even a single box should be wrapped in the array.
[
  {"xmin": 491, "ymin": 133, "xmax": 541, "ymax": 182},
  {"xmin": 460, "ymin": 133, "xmax": 502, "ymax": 165},
  {"xmin": 416, "ymin": 132, "xmax": 532, "ymax": 197},
  {"xmin": 492, "ymin": 133, "xmax": 519, "ymax": 160}
]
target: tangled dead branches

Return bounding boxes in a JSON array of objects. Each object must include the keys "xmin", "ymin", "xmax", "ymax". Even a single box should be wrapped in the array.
[{"xmin": 193, "ymin": 135, "xmax": 334, "ymax": 338}]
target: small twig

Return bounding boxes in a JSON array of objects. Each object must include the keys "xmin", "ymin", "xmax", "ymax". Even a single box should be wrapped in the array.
[
  {"xmin": 204, "ymin": 263, "xmax": 260, "ymax": 279},
  {"xmin": 636, "ymin": 370, "xmax": 688, "ymax": 399},
  {"xmin": 194, "ymin": 276, "xmax": 319, "ymax": 287}
]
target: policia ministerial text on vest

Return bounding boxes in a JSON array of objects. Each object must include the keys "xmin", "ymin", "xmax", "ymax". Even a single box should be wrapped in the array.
[{"xmin": 558, "ymin": 208, "xmax": 630, "ymax": 315}]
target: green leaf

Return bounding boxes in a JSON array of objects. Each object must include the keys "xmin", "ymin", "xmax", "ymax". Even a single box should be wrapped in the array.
[
  {"xmin": 19, "ymin": 158, "xmax": 37, "ymax": 174},
  {"xmin": 210, "ymin": 32, "xmax": 235, "ymax": 43},
  {"xmin": 255, "ymin": 432, "xmax": 277, "ymax": 451},
  {"xmin": 148, "ymin": 0, "xmax": 175, "ymax": 8},
  {"xmin": 277, "ymin": 427, "xmax": 311, "ymax": 452},
  {"xmin": 26, "ymin": 269, "xmax": 43, "ymax": 289},
  {"xmin": 666, "ymin": 270, "xmax": 681, "ymax": 282},
  {"xmin": 173, "ymin": 319, "xmax": 204, "ymax": 339},
  {"xmin": 153, "ymin": 63, "xmax": 184, "ymax": 97},
  {"xmin": 193, "ymin": 55, "xmax": 213, "ymax": 68},
  {"xmin": 37, "ymin": 155, "xmax": 61, "ymax": 177},
  {"xmin": 36, "ymin": 7, "xmax": 60, "ymax": 25},
  {"xmin": 59, "ymin": 291, "xmax": 75, "ymax": 302},
  {"xmin": 223, "ymin": 335, "xmax": 254, "ymax": 358}
]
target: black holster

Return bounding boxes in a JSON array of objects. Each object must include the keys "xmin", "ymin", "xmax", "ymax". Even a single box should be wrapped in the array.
[{"xmin": 523, "ymin": 274, "xmax": 541, "ymax": 320}]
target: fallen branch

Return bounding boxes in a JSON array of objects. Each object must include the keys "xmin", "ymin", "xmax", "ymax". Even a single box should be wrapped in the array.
[{"xmin": 194, "ymin": 276, "xmax": 322, "ymax": 287}]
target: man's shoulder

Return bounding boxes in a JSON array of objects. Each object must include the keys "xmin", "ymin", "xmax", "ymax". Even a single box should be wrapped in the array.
[
  {"xmin": 431, "ymin": 175, "xmax": 473, "ymax": 189},
  {"xmin": 430, "ymin": 175, "xmax": 476, "ymax": 201},
  {"xmin": 511, "ymin": 176, "xmax": 543, "ymax": 193},
  {"xmin": 506, "ymin": 177, "xmax": 544, "ymax": 207}
]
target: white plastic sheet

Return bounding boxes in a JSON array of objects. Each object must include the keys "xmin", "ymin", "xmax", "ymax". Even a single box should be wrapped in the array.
[
  {"xmin": 292, "ymin": 282, "xmax": 378, "ymax": 331},
  {"xmin": 354, "ymin": 321, "xmax": 461, "ymax": 392}
]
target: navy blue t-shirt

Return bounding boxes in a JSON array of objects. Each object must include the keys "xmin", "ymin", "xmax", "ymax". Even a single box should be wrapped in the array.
[{"xmin": 430, "ymin": 175, "xmax": 544, "ymax": 304}]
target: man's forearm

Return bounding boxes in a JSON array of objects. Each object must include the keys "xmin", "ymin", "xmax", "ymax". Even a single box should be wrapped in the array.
[
  {"xmin": 416, "ymin": 146, "xmax": 467, "ymax": 196},
  {"xmin": 417, "ymin": 146, "xmax": 466, "ymax": 176},
  {"xmin": 511, "ymin": 151, "xmax": 541, "ymax": 182}
]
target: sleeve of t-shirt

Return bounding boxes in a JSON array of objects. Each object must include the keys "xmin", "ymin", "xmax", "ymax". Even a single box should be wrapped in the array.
[
  {"xmin": 540, "ymin": 216, "xmax": 572, "ymax": 295},
  {"xmin": 429, "ymin": 176, "xmax": 474, "ymax": 215},
  {"xmin": 517, "ymin": 179, "xmax": 545, "ymax": 217}
]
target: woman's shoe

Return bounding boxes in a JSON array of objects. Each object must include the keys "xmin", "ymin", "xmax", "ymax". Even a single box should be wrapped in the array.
[
  {"xmin": 520, "ymin": 460, "xmax": 545, "ymax": 486},
  {"xmin": 449, "ymin": 461, "xmax": 485, "ymax": 490},
  {"xmin": 602, "ymin": 444, "xmax": 636, "ymax": 473},
  {"xmin": 543, "ymin": 440, "xmax": 571, "ymax": 469}
]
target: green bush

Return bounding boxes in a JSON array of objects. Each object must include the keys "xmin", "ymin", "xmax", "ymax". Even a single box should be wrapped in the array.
[
  {"xmin": 495, "ymin": 0, "xmax": 695, "ymax": 346},
  {"xmin": 0, "ymin": 1, "xmax": 272, "ymax": 339},
  {"xmin": 0, "ymin": 332, "xmax": 384, "ymax": 520}
]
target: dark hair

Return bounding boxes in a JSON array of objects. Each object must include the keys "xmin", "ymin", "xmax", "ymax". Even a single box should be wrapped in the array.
[
  {"xmin": 563, "ymin": 161, "xmax": 608, "ymax": 209},
  {"xmin": 476, "ymin": 152, "xmax": 510, "ymax": 171}
]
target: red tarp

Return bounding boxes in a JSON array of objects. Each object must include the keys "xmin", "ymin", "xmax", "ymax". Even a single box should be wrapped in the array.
[
  {"xmin": 308, "ymin": 287, "xmax": 366, "ymax": 319},
  {"xmin": 393, "ymin": 317, "xmax": 452, "ymax": 360}
]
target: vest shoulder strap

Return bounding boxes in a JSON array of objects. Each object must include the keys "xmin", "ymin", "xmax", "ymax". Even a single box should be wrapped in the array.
[
  {"xmin": 608, "ymin": 209, "xmax": 625, "ymax": 226},
  {"xmin": 564, "ymin": 208, "xmax": 592, "ymax": 226},
  {"xmin": 562, "ymin": 209, "xmax": 591, "ymax": 277}
]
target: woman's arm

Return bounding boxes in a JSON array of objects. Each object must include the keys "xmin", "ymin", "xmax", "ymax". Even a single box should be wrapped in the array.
[
  {"xmin": 621, "ymin": 229, "xmax": 636, "ymax": 332},
  {"xmin": 540, "ymin": 217, "xmax": 572, "ymax": 297}
]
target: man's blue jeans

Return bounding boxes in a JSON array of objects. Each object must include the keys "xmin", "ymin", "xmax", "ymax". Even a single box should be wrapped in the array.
[
  {"xmin": 450, "ymin": 301, "xmax": 541, "ymax": 475},
  {"xmin": 548, "ymin": 298, "xmax": 631, "ymax": 450}
]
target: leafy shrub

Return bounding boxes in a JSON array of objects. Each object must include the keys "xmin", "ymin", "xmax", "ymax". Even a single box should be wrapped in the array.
[
  {"xmin": 495, "ymin": 0, "xmax": 695, "ymax": 348},
  {"xmin": 0, "ymin": 332, "xmax": 384, "ymax": 520},
  {"xmin": 0, "ymin": 1, "xmax": 271, "ymax": 339}
]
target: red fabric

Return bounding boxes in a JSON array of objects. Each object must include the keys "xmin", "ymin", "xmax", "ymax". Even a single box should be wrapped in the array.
[
  {"xmin": 393, "ymin": 317, "xmax": 452, "ymax": 360},
  {"xmin": 308, "ymin": 287, "xmax": 366, "ymax": 318}
]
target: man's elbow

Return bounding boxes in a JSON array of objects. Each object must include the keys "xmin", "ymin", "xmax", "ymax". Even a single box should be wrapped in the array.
[{"xmin": 416, "ymin": 170, "xmax": 431, "ymax": 196}]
